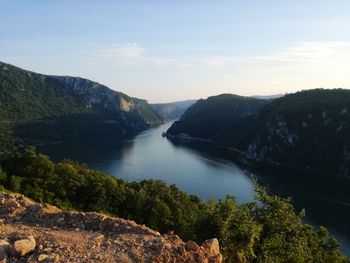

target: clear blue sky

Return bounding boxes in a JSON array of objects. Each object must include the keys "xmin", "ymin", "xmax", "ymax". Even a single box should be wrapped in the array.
[{"xmin": 1, "ymin": 0, "xmax": 350, "ymax": 102}]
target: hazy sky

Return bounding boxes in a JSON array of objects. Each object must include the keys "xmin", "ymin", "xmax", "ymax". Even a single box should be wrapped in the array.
[{"xmin": 1, "ymin": 1, "xmax": 350, "ymax": 102}]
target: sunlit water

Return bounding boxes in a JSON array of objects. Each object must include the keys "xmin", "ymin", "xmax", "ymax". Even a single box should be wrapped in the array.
[{"xmin": 38, "ymin": 122, "xmax": 350, "ymax": 256}]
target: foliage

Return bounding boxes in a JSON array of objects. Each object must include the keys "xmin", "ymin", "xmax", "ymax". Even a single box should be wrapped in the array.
[
  {"xmin": 0, "ymin": 61, "xmax": 163, "ymax": 154},
  {"xmin": 0, "ymin": 149, "xmax": 348, "ymax": 262},
  {"xmin": 166, "ymin": 94, "xmax": 267, "ymax": 139}
]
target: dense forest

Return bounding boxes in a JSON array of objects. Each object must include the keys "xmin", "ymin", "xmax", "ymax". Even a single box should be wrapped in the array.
[
  {"xmin": 0, "ymin": 61, "xmax": 163, "ymax": 155},
  {"xmin": 0, "ymin": 149, "xmax": 348, "ymax": 262},
  {"xmin": 167, "ymin": 94, "xmax": 268, "ymax": 139},
  {"xmin": 166, "ymin": 89, "xmax": 350, "ymax": 192}
]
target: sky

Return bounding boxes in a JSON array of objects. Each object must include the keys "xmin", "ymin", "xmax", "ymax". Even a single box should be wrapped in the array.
[{"xmin": 1, "ymin": 0, "xmax": 350, "ymax": 103}]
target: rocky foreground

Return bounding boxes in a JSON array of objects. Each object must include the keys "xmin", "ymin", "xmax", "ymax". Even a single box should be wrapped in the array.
[{"xmin": 0, "ymin": 192, "xmax": 222, "ymax": 263}]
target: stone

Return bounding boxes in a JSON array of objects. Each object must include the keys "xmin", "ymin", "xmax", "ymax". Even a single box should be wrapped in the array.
[
  {"xmin": 37, "ymin": 254, "xmax": 49, "ymax": 261},
  {"xmin": 115, "ymin": 252, "xmax": 133, "ymax": 263},
  {"xmin": 164, "ymin": 243, "xmax": 172, "ymax": 249},
  {"xmin": 202, "ymin": 238, "xmax": 220, "ymax": 256},
  {"xmin": 12, "ymin": 236, "xmax": 36, "ymax": 256},
  {"xmin": 53, "ymin": 254, "xmax": 60, "ymax": 262},
  {"xmin": 4, "ymin": 199, "xmax": 21, "ymax": 213},
  {"xmin": 185, "ymin": 240, "xmax": 199, "ymax": 251},
  {"xmin": 0, "ymin": 240, "xmax": 12, "ymax": 253},
  {"xmin": 94, "ymin": 234, "xmax": 104, "ymax": 241},
  {"xmin": 0, "ymin": 247, "xmax": 7, "ymax": 261},
  {"xmin": 178, "ymin": 246, "xmax": 186, "ymax": 256},
  {"xmin": 43, "ymin": 247, "xmax": 52, "ymax": 253}
]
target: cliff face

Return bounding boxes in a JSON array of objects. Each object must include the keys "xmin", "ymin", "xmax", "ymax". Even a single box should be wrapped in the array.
[
  {"xmin": 0, "ymin": 192, "xmax": 222, "ymax": 263},
  {"xmin": 48, "ymin": 76, "xmax": 137, "ymax": 115}
]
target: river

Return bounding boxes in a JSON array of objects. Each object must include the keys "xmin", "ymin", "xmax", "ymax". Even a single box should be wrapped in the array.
[{"xmin": 38, "ymin": 122, "xmax": 350, "ymax": 255}]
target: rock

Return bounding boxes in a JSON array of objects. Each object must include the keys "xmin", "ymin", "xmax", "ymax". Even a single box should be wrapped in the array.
[
  {"xmin": 56, "ymin": 217, "xmax": 64, "ymax": 223},
  {"xmin": 210, "ymin": 253, "xmax": 223, "ymax": 263},
  {"xmin": 0, "ymin": 247, "xmax": 7, "ymax": 261},
  {"xmin": 178, "ymin": 246, "xmax": 186, "ymax": 256},
  {"xmin": 202, "ymin": 238, "xmax": 220, "ymax": 256},
  {"xmin": 164, "ymin": 243, "xmax": 172, "ymax": 249},
  {"xmin": 43, "ymin": 247, "xmax": 52, "ymax": 253},
  {"xmin": 12, "ymin": 236, "xmax": 36, "ymax": 256},
  {"xmin": 185, "ymin": 240, "xmax": 199, "ymax": 251},
  {"xmin": 3, "ymin": 199, "xmax": 21, "ymax": 213},
  {"xmin": 115, "ymin": 252, "xmax": 133, "ymax": 263},
  {"xmin": 0, "ymin": 240, "xmax": 12, "ymax": 253},
  {"xmin": 52, "ymin": 253, "xmax": 60, "ymax": 262},
  {"xmin": 94, "ymin": 234, "xmax": 104, "ymax": 241},
  {"xmin": 0, "ymin": 191, "xmax": 223, "ymax": 262},
  {"xmin": 37, "ymin": 254, "xmax": 49, "ymax": 261}
]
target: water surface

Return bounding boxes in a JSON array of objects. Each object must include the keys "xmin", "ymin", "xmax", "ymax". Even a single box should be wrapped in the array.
[
  {"xmin": 38, "ymin": 122, "xmax": 350, "ymax": 255},
  {"xmin": 38, "ymin": 122, "xmax": 255, "ymax": 202}
]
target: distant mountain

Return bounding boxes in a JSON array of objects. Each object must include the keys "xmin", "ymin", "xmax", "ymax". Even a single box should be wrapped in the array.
[
  {"xmin": 0, "ymin": 61, "xmax": 163, "ymax": 154},
  {"xmin": 217, "ymin": 89, "xmax": 350, "ymax": 184},
  {"xmin": 151, "ymin": 100, "xmax": 196, "ymax": 120},
  {"xmin": 166, "ymin": 89, "xmax": 350, "ymax": 190},
  {"xmin": 166, "ymin": 94, "xmax": 268, "ymax": 139},
  {"xmin": 251, "ymin": 94, "xmax": 284, "ymax": 100}
]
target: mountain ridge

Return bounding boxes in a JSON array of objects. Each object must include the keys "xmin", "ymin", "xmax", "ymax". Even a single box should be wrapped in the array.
[
  {"xmin": 166, "ymin": 94, "xmax": 269, "ymax": 139},
  {"xmin": 151, "ymin": 100, "xmax": 196, "ymax": 120},
  {"xmin": 0, "ymin": 61, "xmax": 163, "ymax": 154},
  {"xmin": 166, "ymin": 89, "xmax": 350, "ymax": 191}
]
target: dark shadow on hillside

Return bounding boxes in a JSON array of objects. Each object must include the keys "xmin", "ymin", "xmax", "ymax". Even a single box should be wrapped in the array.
[{"xmin": 12, "ymin": 112, "xmax": 146, "ymax": 146}]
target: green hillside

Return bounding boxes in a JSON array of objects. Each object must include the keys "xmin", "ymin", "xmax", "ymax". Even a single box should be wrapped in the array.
[
  {"xmin": 166, "ymin": 89, "xmax": 350, "ymax": 190},
  {"xmin": 0, "ymin": 61, "xmax": 163, "ymax": 155},
  {"xmin": 217, "ymin": 89, "xmax": 350, "ymax": 186},
  {"xmin": 166, "ymin": 94, "xmax": 268, "ymax": 139}
]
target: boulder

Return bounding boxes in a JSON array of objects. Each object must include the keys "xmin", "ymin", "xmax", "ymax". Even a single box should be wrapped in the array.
[
  {"xmin": 202, "ymin": 238, "xmax": 220, "ymax": 256},
  {"xmin": 185, "ymin": 240, "xmax": 199, "ymax": 251},
  {"xmin": 0, "ymin": 247, "xmax": 7, "ymax": 261},
  {"xmin": 0, "ymin": 239, "xmax": 12, "ymax": 253},
  {"xmin": 12, "ymin": 236, "xmax": 36, "ymax": 256},
  {"xmin": 37, "ymin": 254, "xmax": 49, "ymax": 261}
]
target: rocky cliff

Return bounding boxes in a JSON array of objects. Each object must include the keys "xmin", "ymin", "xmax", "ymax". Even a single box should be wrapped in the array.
[{"xmin": 0, "ymin": 192, "xmax": 222, "ymax": 263}]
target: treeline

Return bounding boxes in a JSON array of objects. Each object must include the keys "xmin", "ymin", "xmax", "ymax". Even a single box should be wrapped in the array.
[{"xmin": 0, "ymin": 149, "xmax": 348, "ymax": 262}]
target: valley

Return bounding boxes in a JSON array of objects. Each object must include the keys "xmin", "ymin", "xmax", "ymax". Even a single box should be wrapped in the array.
[{"xmin": 1, "ymin": 61, "xmax": 350, "ymax": 261}]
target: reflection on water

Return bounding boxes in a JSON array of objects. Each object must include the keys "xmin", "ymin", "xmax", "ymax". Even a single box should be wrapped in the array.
[
  {"xmin": 38, "ymin": 122, "xmax": 350, "ymax": 256},
  {"xmin": 38, "ymin": 122, "xmax": 255, "ymax": 202}
]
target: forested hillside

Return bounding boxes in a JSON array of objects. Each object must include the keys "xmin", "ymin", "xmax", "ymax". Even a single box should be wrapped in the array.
[
  {"xmin": 166, "ymin": 94, "xmax": 268, "ymax": 139},
  {"xmin": 166, "ymin": 89, "xmax": 350, "ymax": 190},
  {"xmin": 0, "ymin": 61, "xmax": 163, "ymax": 155}
]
